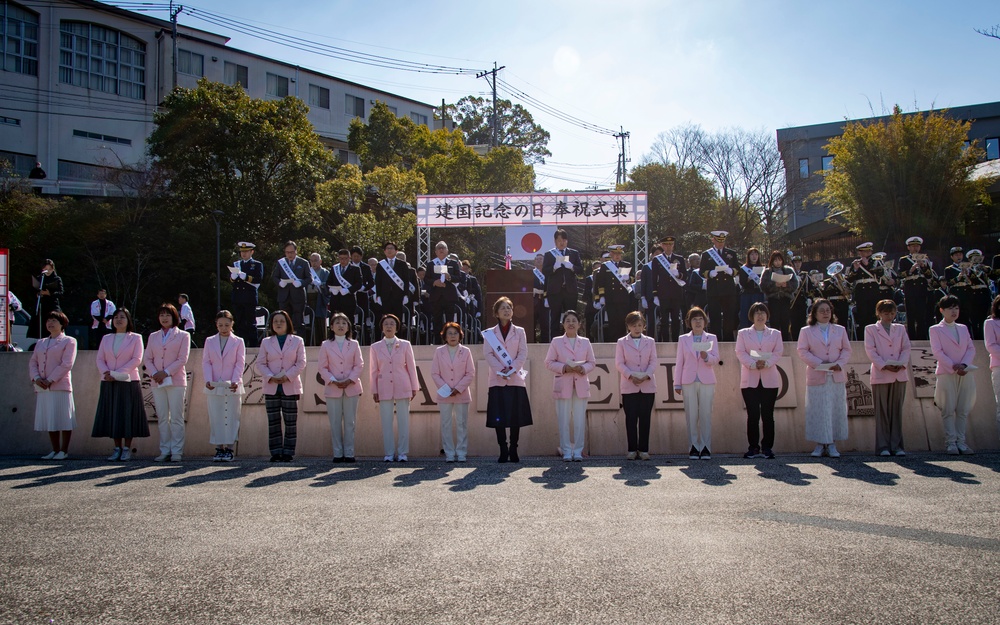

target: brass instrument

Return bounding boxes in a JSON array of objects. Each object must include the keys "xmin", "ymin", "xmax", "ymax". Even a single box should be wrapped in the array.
[
  {"xmin": 872, "ymin": 252, "xmax": 895, "ymax": 287},
  {"xmin": 826, "ymin": 261, "xmax": 851, "ymax": 298}
]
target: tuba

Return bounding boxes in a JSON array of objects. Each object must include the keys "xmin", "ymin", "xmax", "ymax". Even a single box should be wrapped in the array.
[{"xmin": 827, "ymin": 261, "xmax": 851, "ymax": 298}]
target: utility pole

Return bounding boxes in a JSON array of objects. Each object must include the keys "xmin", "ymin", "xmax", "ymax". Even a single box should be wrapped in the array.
[
  {"xmin": 476, "ymin": 62, "xmax": 505, "ymax": 148},
  {"xmin": 615, "ymin": 127, "xmax": 630, "ymax": 186},
  {"xmin": 169, "ymin": 0, "xmax": 183, "ymax": 91}
]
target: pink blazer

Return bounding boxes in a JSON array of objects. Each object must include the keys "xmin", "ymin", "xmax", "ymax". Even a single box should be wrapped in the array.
[
  {"xmin": 143, "ymin": 327, "xmax": 191, "ymax": 388},
  {"xmin": 97, "ymin": 332, "xmax": 144, "ymax": 381},
  {"xmin": 615, "ymin": 334, "xmax": 657, "ymax": 394},
  {"xmin": 431, "ymin": 344, "xmax": 475, "ymax": 404},
  {"xmin": 735, "ymin": 327, "xmax": 784, "ymax": 389},
  {"xmin": 369, "ymin": 338, "xmax": 418, "ymax": 400},
  {"xmin": 255, "ymin": 334, "xmax": 306, "ymax": 395},
  {"xmin": 864, "ymin": 322, "xmax": 911, "ymax": 384},
  {"xmin": 929, "ymin": 321, "xmax": 975, "ymax": 376},
  {"xmin": 202, "ymin": 334, "xmax": 246, "ymax": 393},
  {"xmin": 984, "ymin": 318, "xmax": 1000, "ymax": 369},
  {"xmin": 483, "ymin": 324, "xmax": 528, "ymax": 388},
  {"xmin": 674, "ymin": 332, "xmax": 720, "ymax": 386},
  {"xmin": 544, "ymin": 335, "xmax": 597, "ymax": 399},
  {"xmin": 796, "ymin": 324, "xmax": 852, "ymax": 385},
  {"xmin": 29, "ymin": 334, "xmax": 77, "ymax": 392},
  {"xmin": 317, "ymin": 338, "xmax": 364, "ymax": 398}
]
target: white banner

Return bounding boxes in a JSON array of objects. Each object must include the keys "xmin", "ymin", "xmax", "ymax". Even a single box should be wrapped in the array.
[
  {"xmin": 417, "ymin": 192, "xmax": 648, "ymax": 228},
  {"xmin": 0, "ymin": 248, "xmax": 8, "ymax": 345}
]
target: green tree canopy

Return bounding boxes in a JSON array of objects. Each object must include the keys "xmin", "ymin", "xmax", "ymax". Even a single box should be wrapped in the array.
[
  {"xmin": 444, "ymin": 96, "xmax": 551, "ymax": 164},
  {"xmin": 812, "ymin": 105, "xmax": 994, "ymax": 242}
]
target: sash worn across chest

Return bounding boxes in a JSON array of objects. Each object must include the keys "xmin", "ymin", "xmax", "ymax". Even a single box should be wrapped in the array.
[
  {"xmin": 379, "ymin": 259, "xmax": 405, "ymax": 290},
  {"xmin": 278, "ymin": 258, "xmax": 299, "ymax": 283},
  {"xmin": 533, "ymin": 267, "xmax": 545, "ymax": 285},
  {"xmin": 332, "ymin": 265, "xmax": 352, "ymax": 290},
  {"xmin": 603, "ymin": 261, "xmax": 633, "ymax": 293},
  {"xmin": 706, "ymin": 247, "xmax": 727, "ymax": 269},
  {"xmin": 656, "ymin": 255, "xmax": 686, "ymax": 286},
  {"xmin": 741, "ymin": 265, "xmax": 762, "ymax": 285}
]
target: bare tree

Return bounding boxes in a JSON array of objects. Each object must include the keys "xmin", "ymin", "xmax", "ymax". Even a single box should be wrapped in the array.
[
  {"xmin": 643, "ymin": 123, "xmax": 706, "ymax": 172},
  {"xmin": 975, "ymin": 24, "xmax": 1000, "ymax": 40}
]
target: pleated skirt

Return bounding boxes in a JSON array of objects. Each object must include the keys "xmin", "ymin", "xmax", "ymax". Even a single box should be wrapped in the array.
[
  {"xmin": 486, "ymin": 386, "xmax": 533, "ymax": 429},
  {"xmin": 34, "ymin": 391, "xmax": 75, "ymax": 431},
  {"xmin": 91, "ymin": 380, "xmax": 151, "ymax": 439}
]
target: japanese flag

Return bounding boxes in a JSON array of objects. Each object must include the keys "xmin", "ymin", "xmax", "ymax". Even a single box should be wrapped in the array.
[{"xmin": 506, "ymin": 225, "xmax": 557, "ymax": 261}]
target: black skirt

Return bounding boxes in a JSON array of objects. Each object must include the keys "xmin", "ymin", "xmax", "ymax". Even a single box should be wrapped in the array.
[
  {"xmin": 91, "ymin": 380, "xmax": 151, "ymax": 439},
  {"xmin": 486, "ymin": 386, "xmax": 533, "ymax": 429}
]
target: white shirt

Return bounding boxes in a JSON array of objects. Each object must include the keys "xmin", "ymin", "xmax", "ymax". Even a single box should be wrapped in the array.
[{"xmin": 180, "ymin": 302, "xmax": 195, "ymax": 331}]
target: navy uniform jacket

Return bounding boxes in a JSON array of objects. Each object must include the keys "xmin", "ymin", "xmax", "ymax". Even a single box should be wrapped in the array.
[
  {"xmin": 326, "ymin": 263, "xmax": 363, "ymax": 315},
  {"xmin": 595, "ymin": 261, "xmax": 633, "ymax": 304},
  {"xmin": 542, "ymin": 247, "xmax": 584, "ymax": 298},
  {"xmin": 700, "ymin": 247, "xmax": 740, "ymax": 297},
  {"xmin": 651, "ymin": 253, "xmax": 688, "ymax": 304},
  {"xmin": 231, "ymin": 257, "xmax": 265, "ymax": 305},
  {"xmin": 465, "ymin": 273, "xmax": 483, "ymax": 318},
  {"xmin": 272, "ymin": 256, "xmax": 310, "ymax": 306},
  {"xmin": 375, "ymin": 258, "xmax": 412, "ymax": 309}
]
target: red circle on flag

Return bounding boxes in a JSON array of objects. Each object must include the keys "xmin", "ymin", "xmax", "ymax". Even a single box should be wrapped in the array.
[{"xmin": 521, "ymin": 233, "xmax": 543, "ymax": 253}]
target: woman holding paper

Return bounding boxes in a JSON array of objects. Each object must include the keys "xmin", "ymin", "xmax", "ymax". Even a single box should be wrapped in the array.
[
  {"xmin": 545, "ymin": 310, "xmax": 596, "ymax": 461},
  {"xmin": 796, "ymin": 298, "xmax": 852, "ymax": 458},
  {"xmin": 985, "ymin": 296, "xmax": 1000, "ymax": 444},
  {"xmin": 615, "ymin": 311, "xmax": 657, "ymax": 460},
  {"xmin": 929, "ymin": 295, "xmax": 976, "ymax": 455},
  {"xmin": 484, "ymin": 296, "xmax": 533, "ymax": 463},
  {"xmin": 431, "ymin": 322, "xmax": 475, "ymax": 462},
  {"xmin": 735, "ymin": 302, "xmax": 783, "ymax": 459},
  {"xmin": 737, "ymin": 248, "xmax": 765, "ymax": 331},
  {"xmin": 864, "ymin": 300, "xmax": 912, "ymax": 456},
  {"xmin": 144, "ymin": 303, "xmax": 191, "ymax": 462},
  {"xmin": 256, "ymin": 310, "xmax": 306, "ymax": 462},
  {"xmin": 92, "ymin": 308, "xmax": 149, "ymax": 460},
  {"xmin": 319, "ymin": 312, "xmax": 364, "ymax": 463},
  {"xmin": 760, "ymin": 251, "xmax": 798, "ymax": 341},
  {"xmin": 370, "ymin": 314, "xmax": 419, "ymax": 462},
  {"xmin": 30, "ymin": 311, "xmax": 77, "ymax": 460},
  {"xmin": 674, "ymin": 307, "xmax": 721, "ymax": 459},
  {"xmin": 202, "ymin": 310, "xmax": 246, "ymax": 461}
]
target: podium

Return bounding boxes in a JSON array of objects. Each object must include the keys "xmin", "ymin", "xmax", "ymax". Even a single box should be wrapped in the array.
[{"xmin": 484, "ymin": 270, "xmax": 537, "ymax": 342}]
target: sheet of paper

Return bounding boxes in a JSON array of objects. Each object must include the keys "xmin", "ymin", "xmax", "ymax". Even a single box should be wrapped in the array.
[
  {"xmin": 692, "ymin": 341, "xmax": 713, "ymax": 353},
  {"xmin": 815, "ymin": 363, "xmax": 834, "ymax": 371},
  {"xmin": 436, "ymin": 384, "xmax": 452, "ymax": 398},
  {"xmin": 749, "ymin": 350, "xmax": 772, "ymax": 360},
  {"xmin": 753, "ymin": 266, "xmax": 764, "ymax": 275},
  {"xmin": 630, "ymin": 371, "xmax": 649, "ymax": 380},
  {"xmin": 885, "ymin": 359, "xmax": 906, "ymax": 367},
  {"xmin": 227, "ymin": 265, "xmax": 240, "ymax": 275},
  {"xmin": 770, "ymin": 272, "xmax": 793, "ymax": 283},
  {"xmin": 434, "ymin": 264, "xmax": 448, "ymax": 274},
  {"xmin": 715, "ymin": 264, "xmax": 729, "ymax": 273}
]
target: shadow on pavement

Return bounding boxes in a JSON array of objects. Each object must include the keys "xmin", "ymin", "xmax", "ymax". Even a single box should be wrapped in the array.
[
  {"xmin": 310, "ymin": 463, "xmax": 391, "ymax": 487},
  {"xmin": 821, "ymin": 457, "xmax": 900, "ymax": 486},
  {"xmin": 245, "ymin": 463, "xmax": 330, "ymax": 488},
  {"xmin": 612, "ymin": 462, "xmax": 662, "ymax": 487},
  {"xmin": 393, "ymin": 463, "xmax": 455, "ymax": 487},
  {"xmin": 896, "ymin": 455, "xmax": 982, "ymax": 485},
  {"xmin": 752, "ymin": 460, "xmax": 818, "ymax": 486},
  {"xmin": 528, "ymin": 464, "xmax": 588, "ymax": 489},
  {"xmin": 445, "ymin": 463, "xmax": 517, "ymax": 491},
  {"xmin": 680, "ymin": 462, "xmax": 737, "ymax": 486}
]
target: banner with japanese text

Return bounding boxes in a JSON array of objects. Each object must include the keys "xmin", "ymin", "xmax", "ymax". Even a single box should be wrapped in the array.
[
  {"xmin": 0, "ymin": 249, "xmax": 8, "ymax": 345},
  {"xmin": 416, "ymin": 192, "xmax": 648, "ymax": 228}
]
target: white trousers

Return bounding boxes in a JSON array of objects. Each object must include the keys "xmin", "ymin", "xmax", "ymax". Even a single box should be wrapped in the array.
[
  {"xmin": 439, "ymin": 402, "xmax": 470, "ymax": 461},
  {"xmin": 555, "ymin": 393, "xmax": 588, "ymax": 458},
  {"xmin": 935, "ymin": 373, "xmax": 976, "ymax": 446},
  {"xmin": 152, "ymin": 386, "xmax": 186, "ymax": 455},
  {"xmin": 327, "ymin": 395, "xmax": 359, "ymax": 458},
  {"xmin": 206, "ymin": 394, "xmax": 242, "ymax": 445},
  {"xmin": 380, "ymin": 399, "xmax": 411, "ymax": 457},
  {"xmin": 991, "ymin": 368, "xmax": 1000, "ymax": 441},
  {"xmin": 682, "ymin": 381, "xmax": 714, "ymax": 450}
]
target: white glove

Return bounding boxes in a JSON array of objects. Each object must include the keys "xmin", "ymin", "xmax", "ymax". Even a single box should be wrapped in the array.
[
  {"xmin": 544, "ymin": 298, "xmax": 549, "ymax": 309},
  {"xmin": 653, "ymin": 296, "xmax": 660, "ymax": 307},
  {"xmin": 238, "ymin": 272, "xmax": 247, "ymax": 280},
  {"xmin": 641, "ymin": 297, "xmax": 648, "ymax": 309},
  {"xmin": 710, "ymin": 270, "xmax": 718, "ymax": 278},
  {"xmin": 595, "ymin": 297, "xmax": 605, "ymax": 310},
  {"xmin": 292, "ymin": 280, "xmax": 302, "ymax": 288},
  {"xmin": 230, "ymin": 273, "xmax": 239, "ymax": 281},
  {"xmin": 725, "ymin": 267, "xmax": 734, "ymax": 275},
  {"xmin": 561, "ymin": 260, "xmax": 573, "ymax": 269},
  {"xmin": 401, "ymin": 296, "xmax": 407, "ymax": 305}
]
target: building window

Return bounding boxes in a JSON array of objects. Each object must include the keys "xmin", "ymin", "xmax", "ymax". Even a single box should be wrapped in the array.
[
  {"xmin": 177, "ymin": 49, "xmax": 203, "ymax": 77},
  {"xmin": 308, "ymin": 84, "xmax": 330, "ymax": 109},
  {"xmin": 59, "ymin": 21, "xmax": 146, "ymax": 99},
  {"xmin": 798, "ymin": 158, "xmax": 809, "ymax": 179},
  {"xmin": 58, "ymin": 159, "xmax": 111, "ymax": 182},
  {"xmin": 0, "ymin": 115, "xmax": 20, "ymax": 126},
  {"xmin": 1, "ymin": 1, "xmax": 38, "ymax": 76},
  {"xmin": 337, "ymin": 149, "xmax": 359, "ymax": 166},
  {"xmin": 345, "ymin": 94, "xmax": 364, "ymax": 118},
  {"xmin": 0, "ymin": 149, "xmax": 34, "ymax": 176},
  {"xmin": 224, "ymin": 61, "xmax": 248, "ymax": 88},
  {"xmin": 266, "ymin": 72, "xmax": 288, "ymax": 97},
  {"xmin": 821, "ymin": 155, "xmax": 834, "ymax": 171},
  {"xmin": 387, "ymin": 105, "xmax": 397, "ymax": 115},
  {"xmin": 73, "ymin": 129, "xmax": 132, "ymax": 146},
  {"xmin": 410, "ymin": 112, "xmax": 428, "ymax": 126},
  {"xmin": 986, "ymin": 137, "xmax": 999, "ymax": 161}
]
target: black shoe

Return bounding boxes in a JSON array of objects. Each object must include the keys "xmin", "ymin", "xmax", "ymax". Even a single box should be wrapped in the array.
[
  {"xmin": 689, "ymin": 446, "xmax": 700, "ymax": 460},
  {"xmin": 763, "ymin": 449, "xmax": 775, "ymax": 459},
  {"xmin": 498, "ymin": 443, "xmax": 509, "ymax": 463},
  {"xmin": 333, "ymin": 456, "xmax": 344, "ymax": 463},
  {"xmin": 700, "ymin": 448, "xmax": 711, "ymax": 460},
  {"xmin": 269, "ymin": 455, "xmax": 281, "ymax": 462},
  {"xmin": 280, "ymin": 454, "xmax": 293, "ymax": 462},
  {"xmin": 743, "ymin": 447, "xmax": 759, "ymax": 459},
  {"xmin": 509, "ymin": 445, "xmax": 519, "ymax": 463},
  {"xmin": 344, "ymin": 457, "xmax": 356, "ymax": 463}
]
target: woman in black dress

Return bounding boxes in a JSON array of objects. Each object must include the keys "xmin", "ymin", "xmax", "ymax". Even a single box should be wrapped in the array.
[{"xmin": 28, "ymin": 259, "xmax": 63, "ymax": 340}]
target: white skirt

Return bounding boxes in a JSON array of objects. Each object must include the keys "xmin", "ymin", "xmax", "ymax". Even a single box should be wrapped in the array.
[
  {"xmin": 805, "ymin": 377, "xmax": 848, "ymax": 444},
  {"xmin": 206, "ymin": 394, "xmax": 242, "ymax": 445},
  {"xmin": 34, "ymin": 391, "xmax": 76, "ymax": 432}
]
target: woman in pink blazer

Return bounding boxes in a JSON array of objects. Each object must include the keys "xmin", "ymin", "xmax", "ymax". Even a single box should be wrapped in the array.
[
  {"xmin": 545, "ymin": 310, "xmax": 596, "ymax": 462},
  {"xmin": 484, "ymin": 297, "xmax": 533, "ymax": 463},
  {"xmin": 735, "ymin": 302, "xmax": 784, "ymax": 459},
  {"xmin": 864, "ymin": 299, "xmax": 912, "ymax": 456},
  {"xmin": 929, "ymin": 295, "xmax": 976, "ymax": 454},
  {"xmin": 674, "ymin": 307, "xmax": 721, "ymax": 459},
  {"xmin": 796, "ymin": 298, "xmax": 852, "ymax": 458},
  {"xmin": 255, "ymin": 310, "xmax": 306, "ymax": 462},
  {"xmin": 319, "ymin": 312, "xmax": 364, "ymax": 463},
  {"xmin": 92, "ymin": 308, "xmax": 150, "ymax": 460},
  {"xmin": 370, "ymin": 314, "xmax": 419, "ymax": 462},
  {"xmin": 431, "ymin": 322, "xmax": 475, "ymax": 462},
  {"xmin": 144, "ymin": 303, "xmax": 191, "ymax": 462},
  {"xmin": 984, "ymin": 295, "xmax": 1000, "ymax": 445},
  {"xmin": 30, "ymin": 311, "xmax": 77, "ymax": 460},
  {"xmin": 202, "ymin": 310, "xmax": 246, "ymax": 462},
  {"xmin": 615, "ymin": 311, "xmax": 657, "ymax": 460}
]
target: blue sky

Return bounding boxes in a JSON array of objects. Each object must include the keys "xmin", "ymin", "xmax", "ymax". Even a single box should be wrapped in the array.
[{"xmin": 165, "ymin": 0, "xmax": 1000, "ymax": 189}]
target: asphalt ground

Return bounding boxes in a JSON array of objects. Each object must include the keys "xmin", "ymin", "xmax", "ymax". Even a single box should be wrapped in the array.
[{"xmin": 1, "ymin": 452, "xmax": 998, "ymax": 625}]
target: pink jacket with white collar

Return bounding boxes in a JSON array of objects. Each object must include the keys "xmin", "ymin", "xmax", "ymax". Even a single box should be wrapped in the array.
[
  {"xmin": 431, "ymin": 344, "xmax": 475, "ymax": 404},
  {"xmin": 255, "ymin": 334, "xmax": 306, "ymax": 395},
  {"xmin": 929, "ymin": 321, "xmax": 975, "ymax": 376},
  {"xmin": 615, "ymin": 334, "xmax": 657, "ymax": 394},
  {"xmin": 796, "ymin": 324, "xmax": 851, "ymax": 385},
  {"xmin": 984, "ymin": 318, "xmax": 1000, "ymax": 369},
  {"xmin": 864, "ymin": 322, "xmax": 911, "ymax": 384},
  {"xmin": 369, "ymin": 337, "xmax": 418, "ymax": 400},
  {"xmin": 202, "ymin": 334, "xmax": 247, "ymax": 392},
  {"xmin": 29, "ymin": 334, "xmax": 77, "ymax": 392},
  {"xmin": 483, "ymin": 324, "xmax": 528, "ymax": 388},
  {"xmin": 143, "ymin": 327, "xmax": 191, "ymax": 387},
  {"xmin": 544, "ymin": 334, "xmax": 596, "ymax": 399},
  {"xmin": 674, "ymin": 332, "xmax": 720, "ymax": 386},
  {"xmin": 317, "ymin": 338, "xmax": 364, "ymax": 398},
  {"xmin": 734, "ymin": 326, "xmax": 784, "ymax": 388},
  {"xmin": 97, "ymin": 332, "xmax": 144, "ymax": 381}
]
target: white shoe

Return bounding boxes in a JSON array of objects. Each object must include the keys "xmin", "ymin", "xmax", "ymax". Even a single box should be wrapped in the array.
[
  {"xmin": 154, "ymin": 453, "xmax": 170, "ymax": 462},
  {"xmin": 946, "ymin": 444, "xmax": 960, "ymax": 455},
  {"xmin": 894, "ymin": 449, "xmax": 906, "ymax": 456},
  {"xmin": 626, "ymin": 451, "xmax": 638, "ymax": 461},
  {"xmin": 53, "ymin": 451, "xmax": 68, "ymax": 461},
  {"xmin": 879, "ymin": 450, "xmax": 891, "ymax": 457},
  {"xmin": 170, "ymin": 454, "xmax": 182, "ymax": 462},
  {"xmin": 120, "ymin": 447, "xmax": 132, "ymax": 461},
  {"xmin": 108, "ymin": 447, "xmax": 122, "ymax": 461},
  {"xmin": 397, "ymin": 455, "xmax": 408, "ymax": 462},
  {"xmin": 957, "ymin": 443, "xmax": 975, "ymax": 455},
  {"xmin": 384, "ymin": 455, "xmax": 394, "ymax": 462},
  {"xmin": 811, "ymin": 444, "xmax": 824, "ymax": 458},
  {"xmin": 639, "ymin": 452, "xmax": 651, "ymax": 461},
  {"xmin": 563, "ymin": 455, "xmax": 573, "ymax": 462},
  {"xmin": 41, "ymin": 451, "xmax": 57, "ymax": 460},
  {"xmin": 827, "ymin": 444, "xmax": 840, "ymax": 458}
]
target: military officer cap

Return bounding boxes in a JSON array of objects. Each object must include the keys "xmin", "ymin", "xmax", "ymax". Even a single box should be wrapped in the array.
[
  {"xmin": 607, "ymin": 244, "xmax": 626, "ymax": 252},
  {"xmin": 601, "ymin": 252, "xmax": 610, "ymax": 259},
  {"xmin": 856, "ymin": 242, "xmax": 873, "ymax": 251},
  {"xmin": 791, "ymin": 255, "xmax": 803, "ymax": 262},
  {"xmin": 447, "ymin": 253, "xmax": 460, "ymax": 261},
  {"xmin": 950, "ymin": 246, "xmax": 964, "ymax": 255},
  {"xmin": 968, "ymin": 248, "xmax": 983, "ymax": 258},
  {"xmin": 808, "ymin": 269, "xmax": 820, "ymax": 275},
  {"xmin": 905, "ymin": 236, "xmax": 923, "ymax": 246},
  {"xmin": 710, "ymin": 230, "xmax": 728, "ymax": 239},
  {"xmin": 657, "ymin": 236, "xmax": 676, "ymax": 244},
  {"xmin": 237, "ymin": 241, "xmax": 256, "ymax": 251}
]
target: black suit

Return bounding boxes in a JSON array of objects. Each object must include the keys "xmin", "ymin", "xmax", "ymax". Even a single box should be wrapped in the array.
[
  {"xmin": 375, "ymin": 257, "xmax": 412, "ymax": 325},
  {"xmin": 542, "ymin": 247, "xmax": 584, "ymax": 333},
  {"xmin": 231, "ymin": 257, "xmax": 264, "ymax": 347},
  {"xmin": 651, "ymin": 253, "xmax": 688, "ymax": 342},
  {"xmin": 595, "ymin": 261, "xmax": 635, "ymax": 341},
  {"xmin": 27, "ymin": 273, "xmax": 63, "ymax": 340},
  {"xmin": 424, "ymin": 258, "xmax": 466, "ymax": 342},
  {"xmin": 327, "ymin": 263, "xmax": 363, "ymax": 318},
  {"xmin": 272, "ymin": 256, "xmax": 310, "ymax": 335},
  {"xmin": 700, "ymin": 246, "xmax": 741, "ymax": 341}
]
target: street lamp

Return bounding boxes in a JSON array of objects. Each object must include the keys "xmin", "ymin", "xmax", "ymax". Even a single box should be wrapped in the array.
[{"xmin": 211, "ymin": 210, "xmax": 224, "ymax": 313}]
